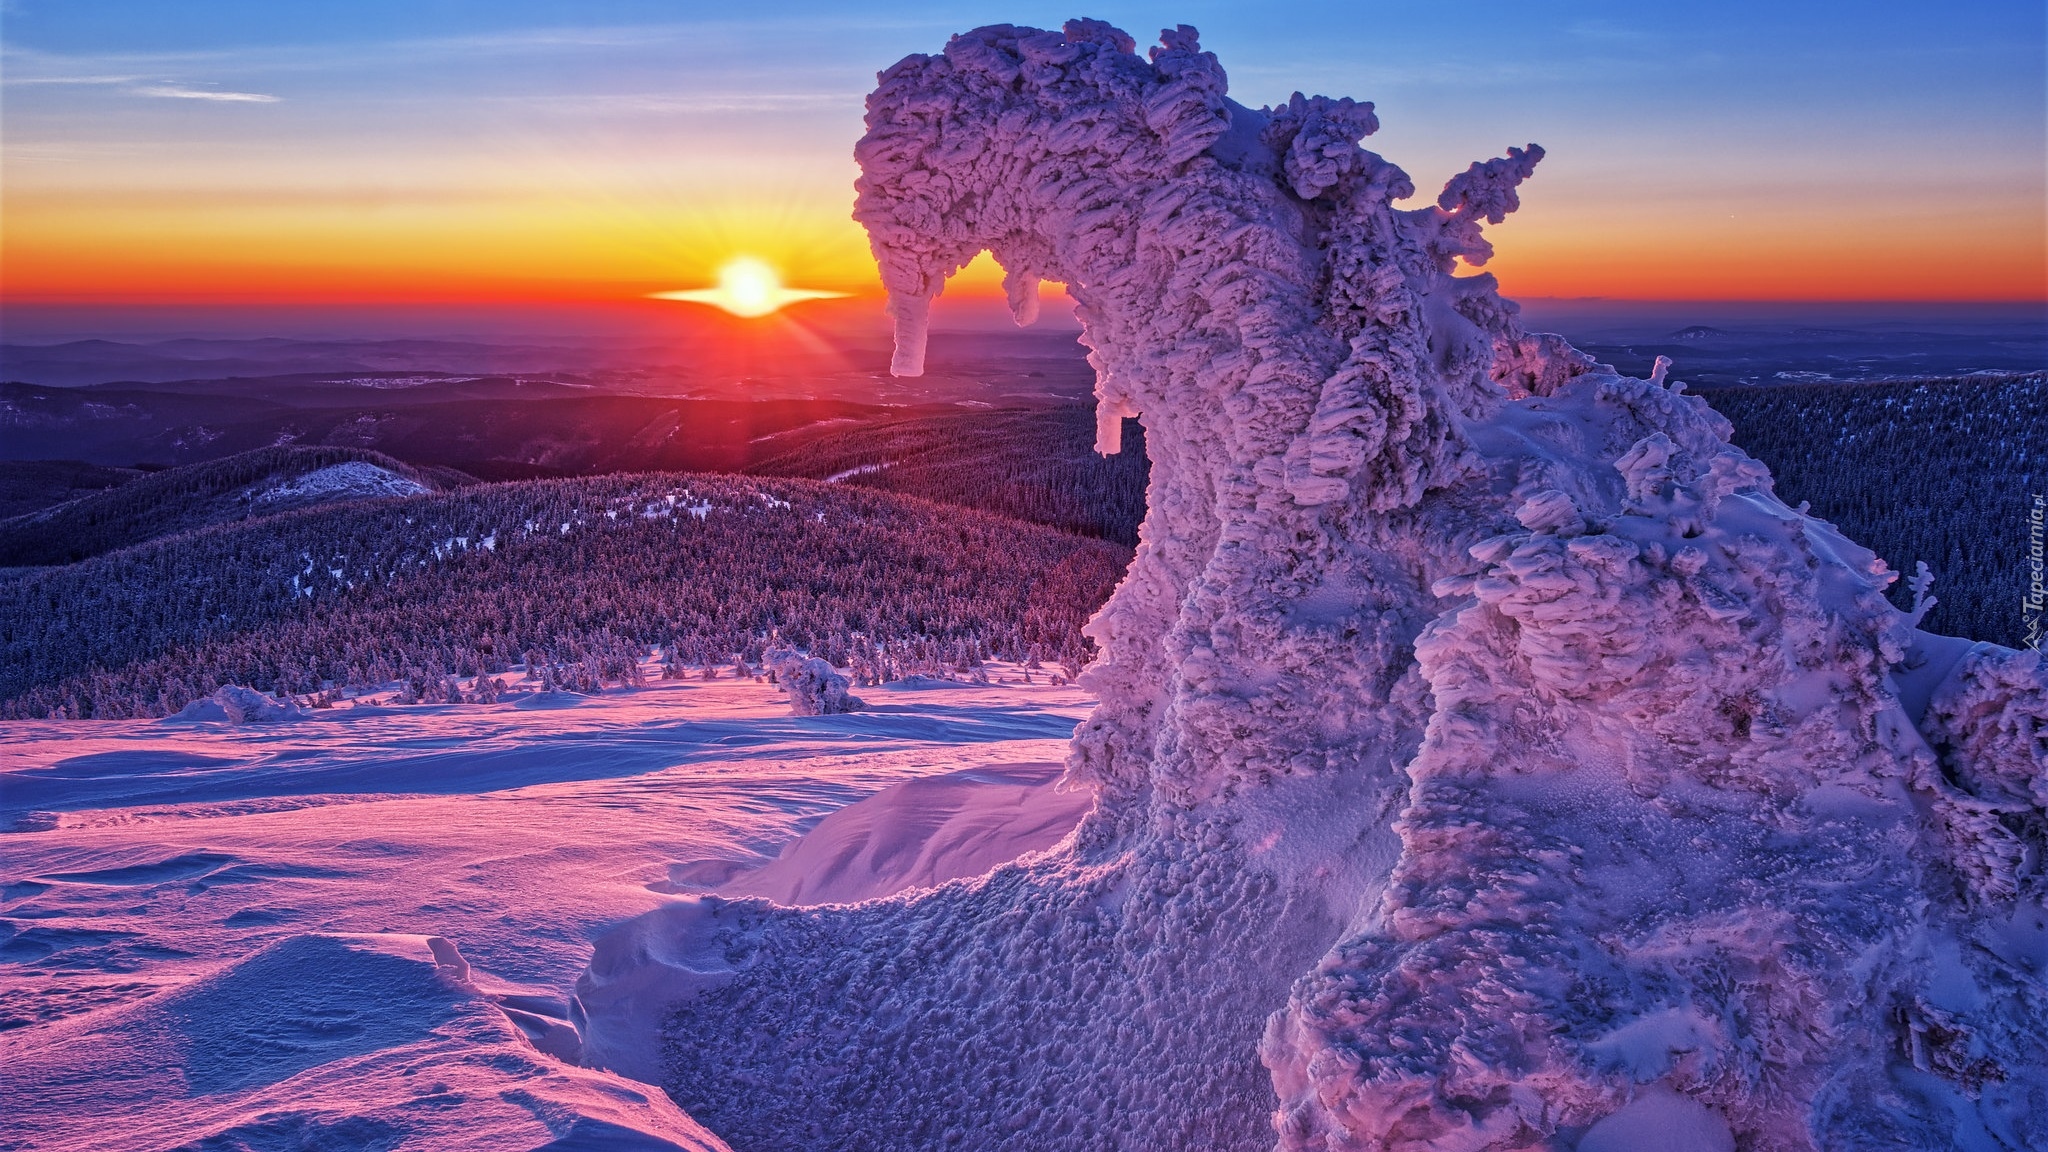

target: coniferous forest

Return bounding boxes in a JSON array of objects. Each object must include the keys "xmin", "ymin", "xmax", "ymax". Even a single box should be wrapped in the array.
[
  {"xmin": 750, "ymin": 408, "xmax": 1150, "ymax": 545},
  {"xmin": 1696, "ymin": 372, "xmax": 2043, "ymax": 647},
  {"xmin": 759, "ymin": 375, "xmax": 2045, "ymax": 647},
  {"xmin": 0, "ymin": 474, "xmax": 1126, "ymax": 719}
]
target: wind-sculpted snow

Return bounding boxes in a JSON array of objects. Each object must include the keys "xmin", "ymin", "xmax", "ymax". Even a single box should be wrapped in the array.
[{"xmin": 578, "ymin": 20, "xmax": 2048, "ymax": 1151}]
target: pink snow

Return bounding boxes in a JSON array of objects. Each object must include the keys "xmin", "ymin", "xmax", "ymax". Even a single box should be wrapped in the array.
[{"xmin": 0, "ymin": 673, "xmax": 1094, "ymax": 1150}]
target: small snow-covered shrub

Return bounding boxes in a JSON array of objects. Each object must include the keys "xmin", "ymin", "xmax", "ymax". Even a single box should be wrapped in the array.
[
  {"xmin": 764, "ymin": 649, "xmax": 863, "ymax": 716},
  {"xmin": 212, "ymin": 685, "xmax": 305, "ymax": 724}
]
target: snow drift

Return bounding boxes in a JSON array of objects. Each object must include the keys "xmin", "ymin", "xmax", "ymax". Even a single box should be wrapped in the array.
[
  {"xmin": 714, "ymin": 762, "xmax": 1089, "ymax": 906},
  {"xmin": 578, "ymin": 20, "xmax": 2048, "ymax": 1151},
  {"xmin": 164, "ymin": 684, "xmax": 309, "ymax": 724},
  {"xmin": 5, "ymin": 932, "xmax": 728, "ymax": 1152}
]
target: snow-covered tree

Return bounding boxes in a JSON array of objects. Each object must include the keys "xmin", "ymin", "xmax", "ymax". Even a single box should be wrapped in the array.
[{"xmin": 763, "ymin": 648, "xmax": 864, "ymax": 716}]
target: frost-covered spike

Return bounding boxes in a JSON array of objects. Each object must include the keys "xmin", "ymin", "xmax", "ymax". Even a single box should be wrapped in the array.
[
  {"xmin": 1262, "ymin": 92, "xmax": 1381, "ymax": 200},
  {"xmin": 1140, "ymin": 25, "xmax": 1232, "ymax": 165},
  {"xmin": 1650, "ymin": 354, "xmax": 1672, "ymax": 386},
  {"xmin": 1906, "ymin": 560, "xmax": 1938, "ymax": 629},
  {"xmin": 1615, "ymin": 432, "xmax": 1676, "ymax": 505},
  {"xmin": 1061, "ymin": 17, "xmax": 1136, "ymax": 53},
  {"xmin": 1431, "ymin": 143, "xmax": 1545, "ymax": 268},
  {"xmin": 1437, "ymin": 143, "xmax": 1545, "ymax": 224}
]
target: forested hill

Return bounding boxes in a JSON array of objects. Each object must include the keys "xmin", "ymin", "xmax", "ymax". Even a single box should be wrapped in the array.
[
  {"xmin": 4, "ymin": 372, "xmax": 2035, "ymax": 719},
  {"xmin": 749, "ymin": 406, "xmax": 1149, "ymax": 545},
  {"xmin": 1695, "ymin": 371, "xmax": 2045, "ymax": 647},
  {"xmin": 0, "ymin": 473, "xmax": 1128, "ymax": 720},
  {"xmin": 0, "ymin": 460, "xmax": 144, "ymax": 521},
  {"xmin": 0, "ymin": 445, "xmax": 469, "ymax": 567}
]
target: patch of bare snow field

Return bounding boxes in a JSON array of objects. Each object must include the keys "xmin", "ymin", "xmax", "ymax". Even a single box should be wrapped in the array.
[{"xmin": 252, "ymin": 460, "xmax": 430, "ymax": 506}]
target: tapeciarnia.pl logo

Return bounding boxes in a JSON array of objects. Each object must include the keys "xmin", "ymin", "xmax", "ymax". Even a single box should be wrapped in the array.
[{"xmin": 2026, "ymin": 493, "xmax": 2045, "ymax": 652}]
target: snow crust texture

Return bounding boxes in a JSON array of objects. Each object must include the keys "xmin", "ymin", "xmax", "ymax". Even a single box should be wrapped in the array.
[
  {"xmin": 577, "ymin": 20, "xmax": 2048, "ymax": 1151},
  {"xmin": 6, "ymin": 932, "xmax": 729, "ymax": 1152}
]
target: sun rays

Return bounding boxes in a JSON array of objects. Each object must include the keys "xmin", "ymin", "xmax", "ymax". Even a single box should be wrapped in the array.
[{"xmin": 649, "ymin": 256, "xmax": 848, "ymax": 317}]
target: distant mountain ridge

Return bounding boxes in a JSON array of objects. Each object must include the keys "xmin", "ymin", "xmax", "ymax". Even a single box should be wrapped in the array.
[
  {"xmin": 0, "ymin": 379, "xmax": 895, "ymax": 475},
  {"xmin": 0, "ymin": 337, "xmax": 653, "ymax": 387},
  {"xmin": 0, "ymin": 445, "xmax": 469, "ymax": 567}
]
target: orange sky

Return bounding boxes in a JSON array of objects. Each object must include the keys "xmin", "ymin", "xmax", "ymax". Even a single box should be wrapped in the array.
[
  {"xmin": 8, "ymin": 189, "xmax": 2042, "ymax": 307},
  {"xmin": 3, "ymin": 7, "xmax": 2043, "ymax": 311}
]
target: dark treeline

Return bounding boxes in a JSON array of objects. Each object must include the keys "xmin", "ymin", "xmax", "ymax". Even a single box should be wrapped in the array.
[
  {"xmin": 1695, "ymin": 372, "xmax": 2045, "ymax": 648},
  {"xmin": 751, "ymin": 407, "xmax": 1151, "ymax": 545},
  {"xmin": 0, "ymin": 474, "xmax": 1128, "ymax": 719},
  {"xmin": 0, "ymin": 460, "xmax": 145, "ymax": 521},
  {"xmin": 0, "ymin": 445, "xmax": 467, "ymax": 566}
]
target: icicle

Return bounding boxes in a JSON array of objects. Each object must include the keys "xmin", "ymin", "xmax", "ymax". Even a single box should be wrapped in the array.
[
  {"xmin": 1003, "ymin": 266, "xmax": 1041, "ymax": 327},
  {"xmin": 1094, "ymin": 396, "xmax": 1137, "ymax": 455},
  {"xmin": 887, "ymin": 291, "xmax": 933, "ymax": 377}
]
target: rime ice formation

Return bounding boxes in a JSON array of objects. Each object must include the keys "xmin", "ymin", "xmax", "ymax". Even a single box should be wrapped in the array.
[
  {"xmin": 576, "ymin": 21, "xmax": 2048, "ymax": 1151},
  {"xmin": 764, "ymin": 649, "xmax": 865, "ymax": 716},
  {"xmin": 167, "ymin": 684, "xmax": 309, "ymax": 724}
]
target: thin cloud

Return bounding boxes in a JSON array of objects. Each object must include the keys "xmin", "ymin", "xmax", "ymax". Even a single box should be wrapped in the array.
[
  {"xmin": 0, "ymin": 15, "xmax": 945, "ymax": 82},
  {"xmin": 128, "ymin": 84, "xmax": 280, "ymax": 103},
  {"xmin": 5, "ymin": 73, "xmax": 150, "ymax": 86}
]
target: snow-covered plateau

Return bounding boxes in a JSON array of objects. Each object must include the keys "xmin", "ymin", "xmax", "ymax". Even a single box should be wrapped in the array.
[{"xmin": 4, "ymin": 16, "xmax": 2044, "ymax": 1152}]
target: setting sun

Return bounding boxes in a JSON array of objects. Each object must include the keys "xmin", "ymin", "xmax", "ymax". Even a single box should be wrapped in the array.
[{"xmin": 648, "ymin": 256, "xmax": 848, "ymax": 318}]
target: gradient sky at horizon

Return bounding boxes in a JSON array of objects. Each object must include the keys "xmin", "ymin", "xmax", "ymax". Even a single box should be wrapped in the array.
[{"xmin": 3, "ymin": 0, "xmax": 2044, "ymax": 318}]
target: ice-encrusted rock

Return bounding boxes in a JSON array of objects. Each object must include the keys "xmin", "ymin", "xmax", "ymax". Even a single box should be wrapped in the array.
[
  {"xmin": 576, "ymin": 21, "xmax": 2047, "ymax": 1151},
  {"xmin": 763, "ymin": 649, "xmax": 864, "ymax": 716},
  {"xmin": 213, "ymin": 685, "xmax": 307, "ymax": 724}
]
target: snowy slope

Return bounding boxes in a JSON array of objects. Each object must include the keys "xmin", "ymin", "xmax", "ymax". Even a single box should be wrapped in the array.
[
  {"xmin": 250, "ymin": 459, "xmax": 429, "ymax": 505},
  {"xmin": 0, "ymin": 675, "xmax": 1096, "ymax": 1150}
]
